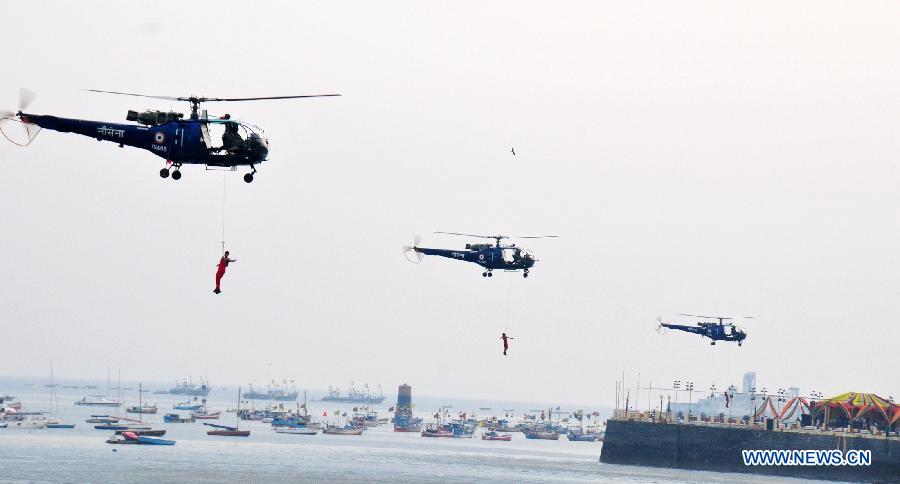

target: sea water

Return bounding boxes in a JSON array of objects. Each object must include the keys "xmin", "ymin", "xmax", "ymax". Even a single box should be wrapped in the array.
[{"xmin": 0, "ymin": 384, "xmax": 818, "ymax": 483}]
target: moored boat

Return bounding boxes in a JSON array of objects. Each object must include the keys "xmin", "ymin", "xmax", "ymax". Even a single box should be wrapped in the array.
[
  {"xmin": 163, "ymin": 413, "xmax": 195, "ymax": 423},
  {"xmin": 137, "ymin": 435, "xmax": 176, "ymax": 445},
  {"xmin": 323, "ymin": 425, "xmax": 364, "ymax": 435},
  {"xmin": 74, "ymin": 396, "xmax": 121, "ymax": 407},
  {"xmin": 482, "ymin": 430, "xmax": 512, "ymax": 441},
  {"xmin": 127, "ymin": 404, "xmax": 158, "ymax": 414},
  {"xmin": 523, "ymin": 429, "xmax": 560, "ymax": 440},
  {"xmin": 275, "ymin": 427, "xmax": 318, "ymax": 435},
  {"xmin": 115, "ymin": 429, "xmax": 166, "ymax": 436},
  {"xmin": 206, "ymin": 387, "xmax": 251, "ymax": 437}
]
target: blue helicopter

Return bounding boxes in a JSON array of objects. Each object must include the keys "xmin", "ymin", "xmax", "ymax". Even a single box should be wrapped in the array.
[
  {"xmin": 404, "ymin": 232, "xmax": 558, "ymax": 278},
  {"xmin": 657, "ymin": 314, "xmax": 755, "ymax": 346},
  {"xmin": 1, "ymin": 88, "xmax": 339, "ymax": 183}
]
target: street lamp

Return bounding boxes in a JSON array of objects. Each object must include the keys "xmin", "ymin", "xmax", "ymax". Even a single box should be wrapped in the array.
[
  {"xmin": 673, "ymin": 380, "xmax": 681, "ymax": 422},
  {"xmin": 686, "ymin": 382, "xmax": 695, "ymax": 422}
]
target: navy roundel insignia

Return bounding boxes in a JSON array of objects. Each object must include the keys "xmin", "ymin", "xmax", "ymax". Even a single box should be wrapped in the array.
[
  {"xmin": 154, "ymin": 132, "xmax": 165, "ymax": 144},
  {"xmin": 479, "ymin": 254, "xmax": 485, "ymax": 260}
]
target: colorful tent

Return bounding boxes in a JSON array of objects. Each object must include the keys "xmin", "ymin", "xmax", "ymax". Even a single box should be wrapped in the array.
[{"xmin": 812, "ymin": 392, "xmax": 896, "ymax": 424}]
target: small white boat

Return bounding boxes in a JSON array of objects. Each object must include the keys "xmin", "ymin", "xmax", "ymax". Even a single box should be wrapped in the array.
[
  {"xmin": 74, "ymin": 396, "xmax": 122, "ymax": 407},
  {"xmin": 275, "ymin": 427, "xmax": 318, "ymax": 435},
  {"xmin": 8, "ymin": 419, "xmax": 48, "ymax": 429}
]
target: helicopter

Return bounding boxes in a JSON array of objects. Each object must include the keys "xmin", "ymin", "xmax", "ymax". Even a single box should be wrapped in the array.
[
  {"xmin": 657, "ymin": 314, "xmax": 755, "ymax": 346},
  {"xmin": 404, "ymin": 231, "xmax": 558, "ymax": 278},
  {"xmin": 0, "ymin": 88, "xmax": 340, "ymax": 183}
]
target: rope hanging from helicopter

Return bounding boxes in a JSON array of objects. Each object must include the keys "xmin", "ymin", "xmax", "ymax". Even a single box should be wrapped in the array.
[
  {"xmin": 0, "ymin": 117, "xmax": 41, "ymax": 147},
  {"xmin": 220, "ymin": 171, "xmax": 227, "ymax": 254}
]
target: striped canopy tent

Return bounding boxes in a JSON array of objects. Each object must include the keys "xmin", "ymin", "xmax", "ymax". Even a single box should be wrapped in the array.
[
  {"xmin": 752, "ymin": 396, "xmax": 812, "ymax": 420},
  {"xmin": 812, "ymin": 392, "xmax": 898, "ymax": 425}
]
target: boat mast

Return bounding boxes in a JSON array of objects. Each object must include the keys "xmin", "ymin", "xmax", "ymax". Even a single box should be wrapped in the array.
[
  {"xmin": 138, "ymin": 382, "xmax": 142, "ymax": 423},
  {"xmin": 237, "ymin": 385, "xmax": 241, "ymax": 430}
]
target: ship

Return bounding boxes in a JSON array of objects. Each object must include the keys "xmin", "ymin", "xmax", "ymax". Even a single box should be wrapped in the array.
[
  {"xmin": 320, "ymin": 382, "xmax": 385, "ymax": 404},
  {"xmin": 243, "ymin": 380, "xmax": 299, "ymax": 401},
  {"xmin": 168, "ymin": 377, "xmax": 210, "ymax": 396}
]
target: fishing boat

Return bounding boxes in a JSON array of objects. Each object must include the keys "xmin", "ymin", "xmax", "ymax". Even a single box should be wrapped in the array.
[
  {"xmin": 566, "ymin": 426, "xmax": 604, "ymax": 442},
  {"xmin": 127, "ymin": 404, "xmax": 158, "ymax": 414},
  {"xmin": 482, "ymin": 430, "xmax": 512, "ymax": 441},
  {"xmin": 523, "ymin": 428, "xmax": 560, "ymax": 440},
  {"xmin": 421, "ymin": 424, "xmax": 453, "ymax": 437},
  {"xmin": 168, "ymin": 377, "xmax": 210, "ymax": 397},
  {"xmin": 244, "ymin": 380, "xmax": 299, "ymax": 401},
  {"xmin": 275, "ymin": 427, "xmax": 318, "ymax": 435},
  {"xmin": 107, "ymin": 432, "xmax": 175, "ymax": 445},
  {"xmin": 163, "ymin": 413, "xmax": 195, "ymax": 423},
  {"xmin": 320, "ymin": 383, "xmax": 385, "ymax": 404},
  {"xmin": 323, "ymin": 425, "xmax": 364, "ymax": 435},
  {"xmin": 206, "ymin": 387, "xmax": 250, "ymax": 437}
]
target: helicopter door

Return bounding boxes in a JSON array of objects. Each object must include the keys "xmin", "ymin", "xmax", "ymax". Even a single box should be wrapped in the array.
[{"xmin": 199, "ymin": 110, "xmax": 213, "ymax": 149}]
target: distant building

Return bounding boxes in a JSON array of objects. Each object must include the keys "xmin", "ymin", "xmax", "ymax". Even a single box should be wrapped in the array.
[{"xmin": 742, "ymin": 372, "xmax": 756, "ymax": 394}]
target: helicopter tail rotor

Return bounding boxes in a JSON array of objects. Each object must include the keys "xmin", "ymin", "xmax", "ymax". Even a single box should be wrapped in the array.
[
  {"xmin": 656, "ymin": 316, "xmax": 669, "ymax": 334},
  {"xmin": 403, "ymin": 235, "xmax": 424, "ymax": 264},
  {"xmin": 0, "ymin": 88, "xmax": 40, "ymax": 146}
]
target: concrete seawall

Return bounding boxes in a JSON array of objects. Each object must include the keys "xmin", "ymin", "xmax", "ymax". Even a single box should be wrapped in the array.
[{"xmin": 600, "ymin": 419, "xmax": 900, "ymax": 482}]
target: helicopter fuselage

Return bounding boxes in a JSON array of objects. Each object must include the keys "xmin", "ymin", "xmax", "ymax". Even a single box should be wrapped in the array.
[
  {"xmin": 17, "ymin": 112, "xmax": 267, "ymax": 167},
  {"xmin": 661, "ymin": 322, "xmax": 746, "ymax": 345},
  {"xmin": 414, "ymin": 246, "xmax": 535, "ymax": 272}
]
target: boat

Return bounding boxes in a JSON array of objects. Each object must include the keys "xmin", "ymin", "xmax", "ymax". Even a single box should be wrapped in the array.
[
  {"xmin": 115, "ymin": 429, "xmax": 166, "ymax": 436},
  {"xmin": 482, "ymin": 430, "xmax": 512, "ymax": 441},
  {"xmin": 163, "ymin": 413, "xmax": 195, "ymax": 423},
  {"xmin": 46, "ymin": 419, "xmax": 76, "ymax": 429},
  {"xmin": 86, "ymin": 416, "xmax": 119, "ymax": 424},
  {"xmin": 421, "ymin": 424, "xmax": 453, "ymax": 437},
  {"xmin": 244, "ymin": 380, "xmax": 299, "ymax": 401},
  {"xmin": 0, "ymin": 422, "xmax": 7, "ymax": 428},
  {"xmin": 74, "ymin": 396, "xmax": 121, "ymax": 407},
  {"xmin": 173, "ymin": 401, "xmax": 203, "ymax": 411},
  {"xmin": 137, "ymin": 435, "xmax": 176, "ymax": 445},
  {"xmin": 206, "ymin": 387, "xmax": 250, "ymax": 437},
  {"xmin": 127, "ymin": 404, "xmax": 158, "ymax": 414},
  {"xmin": 168, "ymin": 378, "xmax": 210, "ymax": 396},
  {"xmin": 320, "ymin": 383, "xmax": 385, "ymax": 404},
  {"xmin": 275, "ymin": 427, "xmax": 318, "ymax": 435},
  {"xmin": 566, "ymin": 426, "xmax": 604, "ymax": 442},
  {"xmin": 46, "ymin": 362, "xmax": 76, "ymax": 429},
  {"xmin": 523, "ymin": 428, "xmax": 560, "ymax": 440},
  {"xmin": 323, "ymin": 425, "xmax": 364, "ymax": 435},
  {"xmin": 95, "ymin": 423, "xmax": 152, "ymax": 431},
  {"xmin": 192, "ymin": 411, "xmax": 221, "ymax": 420}
]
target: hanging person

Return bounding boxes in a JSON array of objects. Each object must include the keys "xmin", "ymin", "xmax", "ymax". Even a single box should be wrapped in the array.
[
  {"xmin": 214, "ymin": 251, "xmax": 236, "ymax": 294},
  {"xmin": 501, "ymin": 332, "xmax": 514, "ymax": 356}
]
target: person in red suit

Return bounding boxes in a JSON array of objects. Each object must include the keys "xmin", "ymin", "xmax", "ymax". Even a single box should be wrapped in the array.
[{"xmin": 214, "ymin": 251, "xmax": 236, "ymax": 294}]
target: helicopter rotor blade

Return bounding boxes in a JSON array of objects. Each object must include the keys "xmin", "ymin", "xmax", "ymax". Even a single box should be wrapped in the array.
[
  {"xmin": 678, "ymin": 313, "xmax": 733, "ymax": 320},
  {"xmin": 507, "ymin": 235, "xmax": 559, "ymax": 239},
  {"xmin": 434, "ymin": 231, "xmax": 506, "ymax": 240},
  {"xmin": 200, "ymin": 94, "xmax": 342, "ymax": 102},
  {"xmin": 82, "ymin": 89, "xmax": 182, "ymax": 101},
  {"xmin": 83, "ymin": 90, "xmax": 341, "ymax": 103}
]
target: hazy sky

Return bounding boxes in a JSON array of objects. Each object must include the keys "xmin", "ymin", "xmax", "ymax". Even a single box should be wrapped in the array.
[{"xmin": 2, "ymin": 1, "xmax": 898, "ymax": 405}]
